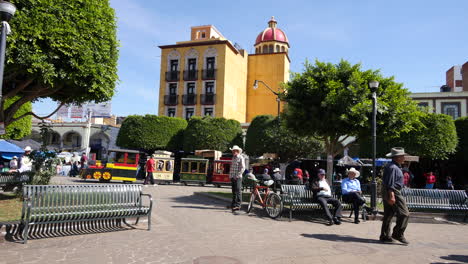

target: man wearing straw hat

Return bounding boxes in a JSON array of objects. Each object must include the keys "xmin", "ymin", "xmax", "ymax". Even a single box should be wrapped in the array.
[
  {"xmin": 341, "ymin": 167, "xmax": 366, "ymax": 224},
  {"xmin": 229, "ymin": 145, "xmax": 245, "ymax": 212},
  {"xmin": 380, "ymin": 147, "xmax": 410, "ymax": 244}
]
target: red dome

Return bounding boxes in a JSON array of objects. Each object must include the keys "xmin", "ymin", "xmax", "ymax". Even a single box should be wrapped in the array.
[{"xmin": 255, "ymin": 17, "xmax": 289, "ymax": 46}]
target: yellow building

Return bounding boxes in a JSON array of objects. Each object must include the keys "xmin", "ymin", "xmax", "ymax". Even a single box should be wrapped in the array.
[{"xmin": 158, "ymin": 17, "xmax": 290, "ymax": 123}]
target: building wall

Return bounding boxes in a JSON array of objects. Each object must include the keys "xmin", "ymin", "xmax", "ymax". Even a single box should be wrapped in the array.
[
  {"xmin": 221, "ymin": 47, "xmax": 248, "ymax": 122},
  {"xmin": 411, "ymin": 91, "xmax": 468, "ymax": 118},
  {"xmin": 463, "ymin": 62, "xmax": 468, "ymax": 92},
  {"xmin": 246, "ymin": 52, "xmax": 290, "ymax": 122}
]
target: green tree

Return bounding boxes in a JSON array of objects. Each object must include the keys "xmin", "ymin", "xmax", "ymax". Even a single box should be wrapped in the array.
[
  {"xmin": 116, "ymin": 115, "xmax": 187, "ymax": 152},
  {"xmin": 0, "ymin": 96, "xmax": 32, "ymax": 139},
  {"xmin": 245, "ymin": 115, "xmax": 322, "ymax": 162},
  {"xmin": 359, "ymin": 112, "xmax": 457, "ymax": 160},
  {"xmin": 284, "ymin": 59, "xmax": 420, "ymax": 180},
  {"xmin": 183, "ymin": 116, "xmax": 243, "ymax": 152},
  {"xmin": 454, "ymin": 117, "xmax": 468, "ymax": 161},
  {"xmin": 1, "ymin": 0, "xmax": 118, "ymax": 127}
]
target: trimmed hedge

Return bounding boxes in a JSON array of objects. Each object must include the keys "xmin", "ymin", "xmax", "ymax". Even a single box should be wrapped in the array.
[
  {"xmin": 116, "ymin": 115, "xmax": 187, "ymax": 152},
  {"xmin": 455, "ymin": 117, "xmax": 468, "ymax": 161},
  {"xmin": 183, "ymin": 116, "xmax": 243, "ymax": 152}
]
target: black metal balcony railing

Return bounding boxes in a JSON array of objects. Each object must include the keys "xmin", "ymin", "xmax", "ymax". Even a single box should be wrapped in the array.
[
  {"xmin": 200, "ymin": 93, "xmax": 216, "ymax": 105},
  {"xmin": 183, "ymin": 70, "xmax": 198, "ymax": 81},
  {"xmin": 202, "ymin": 69, "xmax": 217, "ymax": 80},
  {"xmin": 182, "ymin": 94, "xmax": 197, "ymax": 105},
  {"xmin": 164, "ymin": 94, "xmax": 178, "ymax": 105},
  {"xmin": 165, "ymin": 71, "xmax": 180, "ymax": 82}
]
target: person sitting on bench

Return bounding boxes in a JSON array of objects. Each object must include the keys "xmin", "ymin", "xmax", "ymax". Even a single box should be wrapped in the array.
[
  {"xmin": 341, "ymin": 167, "xmax": 366, "ymax": 224},
  {"xmin": 309, "ymin": 169, "xmax": 343, "ymax": 225}
]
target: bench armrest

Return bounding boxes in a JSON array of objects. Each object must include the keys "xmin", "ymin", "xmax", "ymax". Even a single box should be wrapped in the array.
[{"xmin": 141, "ymin": 193, "xmax": 153, "ymax": 212}]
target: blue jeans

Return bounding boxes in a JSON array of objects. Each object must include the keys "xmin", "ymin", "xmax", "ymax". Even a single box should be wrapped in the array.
[
  {"xmin": 231, "ymin": 178, "xmax": 242, "ymax": 208},
  {"xmin": 425, "ymin": 183, "xmax": 434, "ymax": 189}
]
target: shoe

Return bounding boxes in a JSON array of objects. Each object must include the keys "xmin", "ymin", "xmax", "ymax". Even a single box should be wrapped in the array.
[
  {"xmin": 392, "ymin": 235, "xmax": 409, "ymax": 245},
  {"xmin": 354, "ymin": 219, "xmax": 360, "ymax": 224},
  {"xmin": 379, "ymin": 237, "xmax": 394, "ymax": 243},
  {"xmin": 232, "ymin": 206, "xmax": 240, "ymax": 211},
  {"xmin": 326, "ymin": 220, "xmax": 334, "ymax": 226},
  {"xmin": 153, "ymin": 184, "xmax": 158, "ymax": 186},
  {"xmin": 333, "ymin": 217, "xmax": 341, "ymax": 225}
]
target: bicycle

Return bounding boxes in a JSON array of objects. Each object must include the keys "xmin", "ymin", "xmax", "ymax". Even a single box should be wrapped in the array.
[{"xmin": 245, "ymin": 174, "xmax": 283, "ymax": 219}]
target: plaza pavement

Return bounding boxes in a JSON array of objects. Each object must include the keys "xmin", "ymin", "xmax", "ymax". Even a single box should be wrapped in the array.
[{"xmin": 0, "ymin": 176, "xmax": 467, "ymax": 264}]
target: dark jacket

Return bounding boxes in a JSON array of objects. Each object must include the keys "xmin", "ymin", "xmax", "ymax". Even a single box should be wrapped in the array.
[{"xmin": 308, "ymin": 178, "xmax": 323, "ymax": 199}]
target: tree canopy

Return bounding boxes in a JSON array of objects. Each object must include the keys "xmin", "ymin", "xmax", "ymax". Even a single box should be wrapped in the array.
[
  {"xmin": 0, "ymin": 96, "xmax": 31, "ymax": 139},
  {"xmin": 454, "ymin": 117, "xmax": 468, "ymax": 161},
  {"xmin": 359, "ymin": 112, "xmax": 458, "ymax": 160},
  {"xmin": 284, "ymin": 59, "xmax": 420, "ymax": 178},
  {"xmin": 1, "ymin": 0, "xmax": 119, "ymax": 127},
  {"xmin": 183, "ymin": 116, "xmax": 243, "ymax": 152},
  {"xmin": 116, "ymin": 115, "xmax": 187, "ymax": 152},
  {"xmin": 245, "ymin": 115, "xmax": 322, "ymax": 162}
]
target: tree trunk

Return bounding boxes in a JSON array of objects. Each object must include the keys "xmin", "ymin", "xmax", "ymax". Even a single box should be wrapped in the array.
[{"xmin": 326, "ymin": 153, "xmax": 334, "ymax": 186}]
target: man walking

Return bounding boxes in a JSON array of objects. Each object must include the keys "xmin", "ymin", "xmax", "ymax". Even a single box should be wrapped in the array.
[
  {"xmin": 380, "ymin": 147, "xmax": 410, "ymax": 244},
  {"xmin": 144, "ymin": 155, "xmax": 156, "ymax": 185},
  {"xmin": 229, "ymin": 145, "xmax": 245, "ymax": 212}
]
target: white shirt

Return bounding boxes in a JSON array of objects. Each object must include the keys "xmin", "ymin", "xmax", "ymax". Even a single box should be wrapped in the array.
[{"xmin": 318, "ymin": 179, "xmax": 332, "ymax": 196}]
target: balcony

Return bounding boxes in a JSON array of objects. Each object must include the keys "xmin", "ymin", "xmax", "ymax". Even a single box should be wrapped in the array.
[
  {"xmin": 200, "ymin": 93, "xmax": 216, "ymax": 105},
  {"xmin": 182, "ymin": 94, "xmax": 197, "ymax": 105},
  {"xmin": 202, "ymin": 69, "xmax": 217, "ymax": 80},
  {"xmin": 165, "ymin": 71, "xmax": 180, "ymax": 82},
  {"xmin": 183, "ymin": 70, "xmax": 198, "ymax": 81},
  {"xmin": 164, "ymin": 94, "xmax": 178, "ymax": 106}
]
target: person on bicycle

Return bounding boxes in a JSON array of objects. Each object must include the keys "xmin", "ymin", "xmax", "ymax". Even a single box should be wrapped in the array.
[{"xmin": 309, "ymin": 169, "xmax": 343, "ymax": 225}]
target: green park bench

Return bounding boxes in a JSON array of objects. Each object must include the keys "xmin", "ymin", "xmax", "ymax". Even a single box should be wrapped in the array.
[
  {"xmin": 401, "ymin": 188, "xmax": 468, "ymax": 222},
  {"xmin": 280, "ymin": 184, "xmax": 368, "ymax": 222},
  {"xmin": 19, "ymin": 184, "xmax": 153, "ymax": 243},
  {"xmin": 0, "ymin": 171, "xmax": 34, "ymax": 192}
]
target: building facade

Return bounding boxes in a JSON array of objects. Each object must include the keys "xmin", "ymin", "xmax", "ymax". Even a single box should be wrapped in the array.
[
  {"xmin": 158, "ymin": 17, "xmax": 290, "ymax": 123},
  {"xmin": 411, "ymin": 61, "xmax": 468, "ymax": 119}
]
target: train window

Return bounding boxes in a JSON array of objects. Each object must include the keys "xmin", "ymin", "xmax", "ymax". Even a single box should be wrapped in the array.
[
  {"xmin": 216, "ymin": 163, "xmax": 223, "ymax": 174},
  {"xmin": 157, "ymin": 160, "xmax": 164, "ymax": 171},
  {"xmin": 166, "ymin": 161, "xmax": 173, "ymax": 171},
  {"xmin": 190, "ymin": 162, "xmax": 198, "ymax": 173},
  {"xmin": 182, "ymin": 161, "xmax": 189, "ymax": 173},
  {"xmin": 199, "ymin": 162, "xmax": 206, "ymax": 173},
  {"xmin": 223, "ymin": 164, "xmax": 230, "ymax": 174},
  {"xmin": 108, "ymin": 152, "xmax": 116, "ymax": 163},
  {"xmin": 127, "ymin": 153, "xmax": 137, "ymax": 164},
  {"xmin": 115, "ymin": 152, "xmax": 125, "ymax": 163}
]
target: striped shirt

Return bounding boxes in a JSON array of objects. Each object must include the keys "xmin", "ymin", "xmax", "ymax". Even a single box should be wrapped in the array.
[{"xmin": 229, "ymin": 154, "xmax": 245, "ymax": 179}]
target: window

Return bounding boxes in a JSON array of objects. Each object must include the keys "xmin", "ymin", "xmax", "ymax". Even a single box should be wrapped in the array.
[
  {"xmin": 167, "ymin": 108, "xmax": 176, "ymax": 117},
  {"xmin": 188, "ymin": 58, "xmax": 197, "ymax": 71},
  {"xmin": 187, "ymin": 83, "xmax": 195, "ymax": 94},
  {"xmin": 205, "ymin": 82, "xmax": 214, "ymax": 94},
  {"xmin": 281, "ymin": 46, "xmax": 285, "ymax": 52},
  {"xmin": 170, "ymin": 60, "xmax": 178, "ymax": 71},
  {"xmin": 199, "ymin": 162, "xmax": 207, "ymax": 173},
  {"xmin": 263, "ymin": 46, "xmax": 268, "ymax": 53},
  {"xmin": 169, "ymin": 83, "xmax": 177, "ymax": 95},
  {"xmin": 127, "ymin": 153, "xmax": 137, "ymax": 164},
  {"xmin": 185, "ymin": 108, "xmax": 194, "ymax": 119},
  {"xmin": 442, "ymin": 103, "xmax": 460, "ymax": 119},
  {"xmin": 201, "ymin": 32, "xmax": 206, "ymax": 38},
  {"xmin": 182, "ymin": 161, "xmax": 189, "ymax": 172},
  {"xmin": 204, "ymin": 107, "xmax": 213, "ymax": 117},
  {"xmin": 166, "ymin": 161, "xmax": 173, "ymax": 171},
  {"xmin": 206, "ymin": 57, "xmax": 215, "ymax": 70},
  {"xmin": 276, "ymin": 45, "xmax": 280, "ymax": 52},
  {"xmin": 255, "ymin": 47, "xmax": 259, "ymax": 54},
  {"xmin": 418, "ymin": 102, "xmax": 428, "ymax": 107},
  {"xmin": 269, "ymin": 45, "xmax": 273, "ymax": 53}
]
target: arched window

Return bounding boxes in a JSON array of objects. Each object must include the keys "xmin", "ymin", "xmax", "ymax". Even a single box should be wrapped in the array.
[
  {"xmin": 281, "ymin": 46, "xmax": 286, "ymax": 52},
  {"xmin": 269, "ymin": 45, "xmax": 273, "ymax": 53},
  {"xmin": 263, "ymin": 45, "xmax": 268, "ymax": 53},
  {"xmin": 255, "ymin": 47, "xmax": 259, "ymax": 54},
  {"xmin": 276, "ymin": 45, "xmax": 280, "ymax": 52}
]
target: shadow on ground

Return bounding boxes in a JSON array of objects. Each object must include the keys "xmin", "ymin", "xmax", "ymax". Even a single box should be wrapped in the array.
[
  {"xmin": 171, "ymin": 194, "xmax": 228, "ymax": 211},
  {"xmin": 431, "ymin": 254, "xmax": 468, "ymax": 264},
  {"xmin": 301, "ymin": 233, "xmax": 404, "ymax": 246}
]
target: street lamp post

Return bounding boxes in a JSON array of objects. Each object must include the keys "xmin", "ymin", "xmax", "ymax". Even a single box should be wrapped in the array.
[
  {"xmin": 0, "ymin": 1, "xmax": 16, "ymax": 135},
  {"xmin": 253, "ymin": 80, "xmax": 282, "ymax": 159},
  {"xmin": 369, "ymin": 80, "xmax": 379, "ymax": 215}
]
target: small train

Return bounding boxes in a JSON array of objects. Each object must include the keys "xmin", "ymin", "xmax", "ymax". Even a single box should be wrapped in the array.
[{"xmin": 80, "ymin": 149, "xmax": 247, "ymax": 187}]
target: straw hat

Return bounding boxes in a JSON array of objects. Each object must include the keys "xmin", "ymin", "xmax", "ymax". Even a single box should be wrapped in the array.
[
  {"xmin": 24, "ymin": 146, "xmax": 32, "ymax": 152},
  {"xmin": 386, "ymin": 147, "xmax": 408, "ymax": 158},
  {"xmin": 347, "ymin": 167, "xmax": 360, "ymax": 178},
  {"xmin": 229, "ymin": 145, "xmax": 243, "ymax": 153},
  {"xmin": 273, "ymin": 168, "xmax": 280, "ymax": 173}
]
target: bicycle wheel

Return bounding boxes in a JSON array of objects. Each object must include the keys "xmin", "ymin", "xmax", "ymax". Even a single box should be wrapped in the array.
[
  {"xmin": 265, "ymin": 192, "xmax": 283, "ymax": 219},
  {"xmin": 246, "ymin": 192, "xmax": 256, "ymax": 213}
]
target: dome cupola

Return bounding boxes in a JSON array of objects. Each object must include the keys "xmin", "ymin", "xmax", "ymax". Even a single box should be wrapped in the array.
[{"xmin": 254, "ymin": 17, "xmax": 289, "ymax": 54}]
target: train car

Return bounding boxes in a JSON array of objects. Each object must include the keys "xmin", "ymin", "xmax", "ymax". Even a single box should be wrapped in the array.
[
  {"xmin": 211, "ymin": 157, "xmax": 232, "ymax": 187},
  {"xmin": 80, "ymin": 149, "xmax": 143, "ymax": 183},
  {"xmin": 151, "ymin": 150, "xmax": 174, "ymax": 184},
  {"xmin": 179, "ymin": 157, "xmax": 209, "ymax": 186}
]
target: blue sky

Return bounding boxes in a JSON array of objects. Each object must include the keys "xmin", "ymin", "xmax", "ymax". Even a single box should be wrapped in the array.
[{"xmin": 33, "ymin": 0, "xmax": 468, "ymax": 117}]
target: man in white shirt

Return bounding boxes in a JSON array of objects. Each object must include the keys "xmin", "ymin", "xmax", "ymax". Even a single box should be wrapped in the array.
[{"xmin": 309, "ymin": 169, "xmax": 343, "ymax": 225}]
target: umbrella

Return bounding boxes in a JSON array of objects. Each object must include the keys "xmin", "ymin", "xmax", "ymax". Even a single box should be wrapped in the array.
[{"xmin": 0, "ymin": 139, "xmax": 25, "ymax": 160}]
